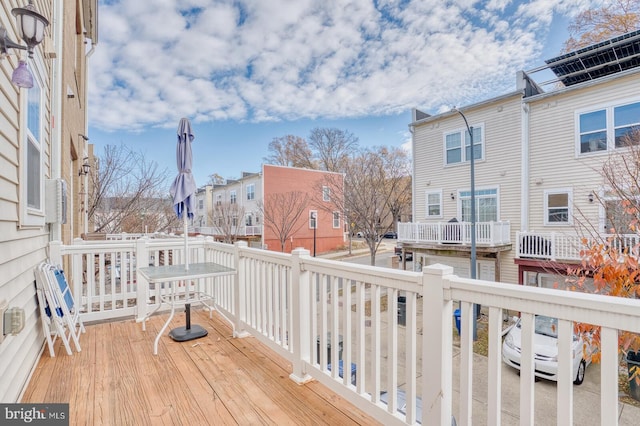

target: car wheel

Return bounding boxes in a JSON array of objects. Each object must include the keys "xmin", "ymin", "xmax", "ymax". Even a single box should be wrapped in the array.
[{"xmin": 574, "ymin": 360, "xmax": 586, "ymax": 385}]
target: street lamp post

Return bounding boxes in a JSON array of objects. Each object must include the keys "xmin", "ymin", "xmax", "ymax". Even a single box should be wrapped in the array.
[
  {"xmin": 311, "ymin": 211, "xmax": 317, "ymax": 257},
  {"xmin": 346, "ymin": 209, "xmax": 352, "ymax": 255},
  {"xmin": 454, "ymin": 108, "xmax": 479, "ymax": 338}
]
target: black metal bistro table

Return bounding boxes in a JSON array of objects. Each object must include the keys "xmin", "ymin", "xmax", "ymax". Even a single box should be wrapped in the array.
[{"xmin": 137, "ymin": 262, "xmax": 235, "ymax": 355}]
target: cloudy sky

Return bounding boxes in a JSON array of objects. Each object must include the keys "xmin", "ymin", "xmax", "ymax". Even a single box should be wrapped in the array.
[{"xmin": 88, "ymin": 0, "xmax": 599, "ymax": 184}]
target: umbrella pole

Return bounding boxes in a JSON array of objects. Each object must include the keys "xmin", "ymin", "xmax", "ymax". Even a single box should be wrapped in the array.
[{"xmin": 184, "ymin": 212, "xmax": 189, "ymax": 270}]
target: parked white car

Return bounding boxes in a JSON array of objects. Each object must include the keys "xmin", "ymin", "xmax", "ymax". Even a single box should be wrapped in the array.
[{"xmin": 502, "ymin": 315, "xmax": 593, "ymax": 385}]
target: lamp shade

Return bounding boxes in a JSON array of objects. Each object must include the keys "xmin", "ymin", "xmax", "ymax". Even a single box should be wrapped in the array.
[
  {"xmin": 12, "ymin": 1, "xmax": 49, "ymax": 57},
  {"xmin": 11, "ymin": 60, "xmax": 33, "ymax": 88}
]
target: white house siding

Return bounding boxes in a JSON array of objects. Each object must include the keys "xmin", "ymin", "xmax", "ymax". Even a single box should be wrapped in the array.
[
  {"xmin": 525, "ymin": 70, "xmax": 640, "ymax": 237},
  {"xmin": 0, "ymin": 2, "xmax": 56, "ymax": 402},
  {"xmin": 412, "ymin": 94, "xmax": 522, "ymax": 284}
]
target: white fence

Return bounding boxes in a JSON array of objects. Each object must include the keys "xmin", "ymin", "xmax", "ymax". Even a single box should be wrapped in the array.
[
  {"xmin": 48, "ymin": 237, "xmax": 640, "ymax": 425},
  {"xmin": 516, "ymin": 231, "xmax": 640, "ymax": 261},
  {"xmin": 398, "ymin": 221, "xmax": 511, "ymax": 246}
]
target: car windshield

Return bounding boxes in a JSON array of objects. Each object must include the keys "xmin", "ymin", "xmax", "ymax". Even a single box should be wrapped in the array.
[{"xmin": 517, "ymin": 315, "xmax": 558, "ymax": 338}]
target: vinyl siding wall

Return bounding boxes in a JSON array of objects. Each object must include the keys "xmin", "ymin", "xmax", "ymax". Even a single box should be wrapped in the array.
[
  {"xmin": 526, "ymin": 70, "xmax": 640, "ymax": 235},
  {"xmin": 0, "ymin": 1, "xmax": 54, "ymax": 403},
  {"xmin": 412, "ymin": 94, "xmax": 522, "ymax": 284}
]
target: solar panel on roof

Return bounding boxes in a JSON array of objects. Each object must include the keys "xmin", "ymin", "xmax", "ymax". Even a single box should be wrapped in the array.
[{"xmin": 544, "ymin": 29, "xmax": 640, "ymax": 86}]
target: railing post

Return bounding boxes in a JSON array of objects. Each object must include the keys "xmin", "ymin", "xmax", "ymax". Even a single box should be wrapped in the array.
[
  {"xmin": 71, "ymin": 238, "xmax": 85, "ymax": 314},
  {"xmin": 551, "ymin": 232, "xmax": 557, "ymax": 261},
  {"xmin": 422, "ymin": 264, "xmax": 454, "ymax": 426},
  {"xmin": 135, "ymin": 237, "xmax": 150, "ymax": 324},
  {"xmin": 234, "ymin": 241, "xmax": 249, "ymax": 338},
  {"xmin": 49, "ymin": 240, "xmax": 62, "ymax": 265},
  {"xmin": 289, "ymin": 247, "xmax": 313, "ymax": 384}
]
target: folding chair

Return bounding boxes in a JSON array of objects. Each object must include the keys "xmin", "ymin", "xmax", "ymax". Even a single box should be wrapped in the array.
[{"xmin": 34, "ymin": 263, "xmax": 85, "ymax": 356}]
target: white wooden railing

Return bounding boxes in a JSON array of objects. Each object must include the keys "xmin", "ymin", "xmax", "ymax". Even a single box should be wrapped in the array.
[
  {"xmin": 195, "ymin": 225, "xmax": 263, "ymax": 237},
  {"xmin": 516, "ymin": 231, "xmax": 640, "ymax": 261},
  {"xmin": 47, "ymin": 237, "xmax": 640, "ymax": 425},
  {"xmin": 398, "ymin": 221, "xmax": 511, "ymax": 246}
]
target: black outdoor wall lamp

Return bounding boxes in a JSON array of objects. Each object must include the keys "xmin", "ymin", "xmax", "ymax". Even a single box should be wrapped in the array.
[
  {"xmin": 0, "ymin": 1, "xmax": 49, "ymax": 89},
  {"xmin": 79, "ymin": 157, "xmax": 90, "ymax": 177}
]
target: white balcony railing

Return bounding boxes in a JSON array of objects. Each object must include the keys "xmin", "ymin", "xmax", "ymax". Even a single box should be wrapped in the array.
[
  {"xmin": 516, "ymin": 231, "xmax": 640, "ymax": 261},
  {"xmin": 195, "ymin": 225, "xmax": 262, "ymax": 237},
  {"xmin": 47, "ymin": 237, "xmax": 640, "ymax": 425},
  {"xmin": 397, "ymin": 221, "xmax": 511, "ymax": 246}
]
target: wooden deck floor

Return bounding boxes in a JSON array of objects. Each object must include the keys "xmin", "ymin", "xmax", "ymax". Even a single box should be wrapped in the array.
[{"xmin": 21, "ymin": 310, "xmax": 380, "ymax": 425}]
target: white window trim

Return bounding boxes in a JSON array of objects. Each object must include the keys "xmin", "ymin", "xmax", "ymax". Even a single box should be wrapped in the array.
[
  {"xmin": 443, "ymin": 123, "xmax": 485, "ymax": 167},
  {"xmin": 575, "ymin": 97, "xmax": 640, "ymax": 157},
  {"xmin": 230, "ymin": 190, "xmax": 237, "ymax": 204},
  {"xmin": 543, "ymin": 188, "xmax": 573, "ymax": 226},
  {"xmin": 323, "ymin": 186, "xmax": 330, "ymax": 202},
  {"xmin": 332, "ymin": 211, "xmax": 340, "ymax": 228},
  {"xmin": 457, "ymin": 186, "xmax": 500, "ymax": 222},
  {"xmin": 425, "ymin": 189, "xmax": 443, "ymax": 219},
  {"xmin": 246, "ymin": 183, "xmax": 255, "ymax": 200},
  {"xmin": 20, "ymin": 56, "xmax": 46, "ymax": 228}
]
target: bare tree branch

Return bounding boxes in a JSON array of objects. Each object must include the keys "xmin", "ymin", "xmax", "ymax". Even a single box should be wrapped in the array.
[
  {"xmin": 88, "ymin": 144, "xmax": 172, "ymax": 234},
  {"xmin": 258, "ymin": 191, "xmax": 310, "ymax": 252}
]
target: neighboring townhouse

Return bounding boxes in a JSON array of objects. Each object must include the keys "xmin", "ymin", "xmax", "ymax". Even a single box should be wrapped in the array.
[
  {"xmin": 262, "ymin": 164, "xmax": 344, "ymax": 255},
  {"xmin": 0, "ymin": 1, "xmax": 97, "ymax": 402},
  {"xmin": 403, "ymin": 30, "xmax": 640, "ymax": 288},
  {"xmin": 203, "ymin": 172, "xmax": 263, "ymax": 242},
  {"xmin": 194, "ymin": 184, "xmax": 213, "ymax": 227},
  {"xmin": 201, "ymin": 166, "xmax": 345, "ymax": 254}
]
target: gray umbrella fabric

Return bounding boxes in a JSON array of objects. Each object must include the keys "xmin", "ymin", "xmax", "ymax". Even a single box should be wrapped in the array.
[
  {"xmin": 169, "ymin": 118, "xmax": 196, "ymax": 269},
  {"xmin": 170, "ymin": 117, "xmax": 196, "ymax": 220}
]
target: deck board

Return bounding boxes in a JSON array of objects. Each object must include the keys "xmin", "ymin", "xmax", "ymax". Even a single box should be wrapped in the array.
[{"xmin": 21, "ymin": 310, "xmax": 380, "ymax": 426}]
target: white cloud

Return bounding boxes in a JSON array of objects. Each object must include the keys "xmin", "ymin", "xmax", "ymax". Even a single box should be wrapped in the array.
[{"xmin": 89, "ymin": 0, "xmax": 588, "ymax": 131}]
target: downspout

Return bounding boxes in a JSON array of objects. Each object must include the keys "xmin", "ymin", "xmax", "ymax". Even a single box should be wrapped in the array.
[
  {"xmin": 520, "ymin": 103, "xmax": 530, "ymax": 232},
  {"xmin": 409, "ymin": 123, "xmax": 416, "ymax": 224},
  {"xmin": 50, "ymin": 0, "xmax": 64, "ymax": 242},
  {"xmin": 82, "ymin": 25, "xmax": 96, "ymax": 236},
  {"xmin": 517, "ymin": 71, "xmax": 530, "ymax": 232}
]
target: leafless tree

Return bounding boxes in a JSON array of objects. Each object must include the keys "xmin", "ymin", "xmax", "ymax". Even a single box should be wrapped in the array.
[
  {"xmin": 320, "ymin": 146, "xmax": 411, "ymax": 265},
  {"xmin": 258, "ymin": 191, "xmax": 311, "ymax": 252},
  {"xmin": 212, "ymin": 201, "xmax": 246, "ymax": 243},
  {"xmin": 88, "ymin": 144, "xmax": 172, "ymax": 234},
  {"xmin": 263, "ymin": 135, "xmax": 315, "ymax": 169},
  {"xmin": 308, "ymin": 128, "xmax": 359, "ymax": 172},
  {"xmin": 208, "ymin": 173, "xmax": 225, "ymax": 185}
]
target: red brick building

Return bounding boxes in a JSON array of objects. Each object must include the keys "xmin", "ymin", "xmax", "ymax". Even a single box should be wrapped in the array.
[{"xmin": 262, "ymin": 165, "xmax": 344, "ymax": 254}]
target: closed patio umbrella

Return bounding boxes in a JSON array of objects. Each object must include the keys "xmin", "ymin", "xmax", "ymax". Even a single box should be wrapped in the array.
[
  {"xmin": 170, "ymin": 117, "xmax": 196, "ymax": 268},
  {"xmin": 168, "ymin": 117, "xmax": 206, "ymax": 341}
]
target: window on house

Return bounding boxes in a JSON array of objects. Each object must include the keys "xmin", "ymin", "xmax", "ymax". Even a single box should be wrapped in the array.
[
  {"xmin": 578, "ymin": 101, "xmax": 640, "ymax": 153},
  {"xmin": 323, "ymin": 186, "xmax": 330, "ymax": 201},
  {"xmin": 614, "ymin": 102, "xmax": 640, "ymax": 147},
  {"xmin": 230, "ymin": 190, "xmax": 237, "ymax": 204},
  {"xmin": 198, "ymin": 199, "xmax": 204, "ymax": 210},
  {"xmin": 216, "ymin": 194, "xmax": 222, "ymax": 205},
  {"xmin": 247, "ymin": 184, "xmax": 255, "ymax": 200},
  {"xmin": 333, "ymin": 211, "xmax": 340, "ymax": 228},
  {"xmin": 544, "ymin": 190, "xmax": 571, "ymax": 224},
  {"xmin": 445, "ymin": 125, "xmax": 483, "ymax": 165},
  {"xmin": 21, "ymin": 72, "xmax": 44, "ymax": 227},
  {"xmin": 425, "ymin": 190, "xmax": 442, "ymax": 218},
  {"xmin": 246, "ymin": 214, "xmax": 253, "ymax": 226},
  {"xmin": 460, "ymin": 188, "xmax": 498, "ymax": 222},
  {"xmin": 603, "ymin": 194, "xmax": 640, "ymax": 233},
  {"xmin": 309, "ymin": 210, "xmax": 317, "ymax": 229}
]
